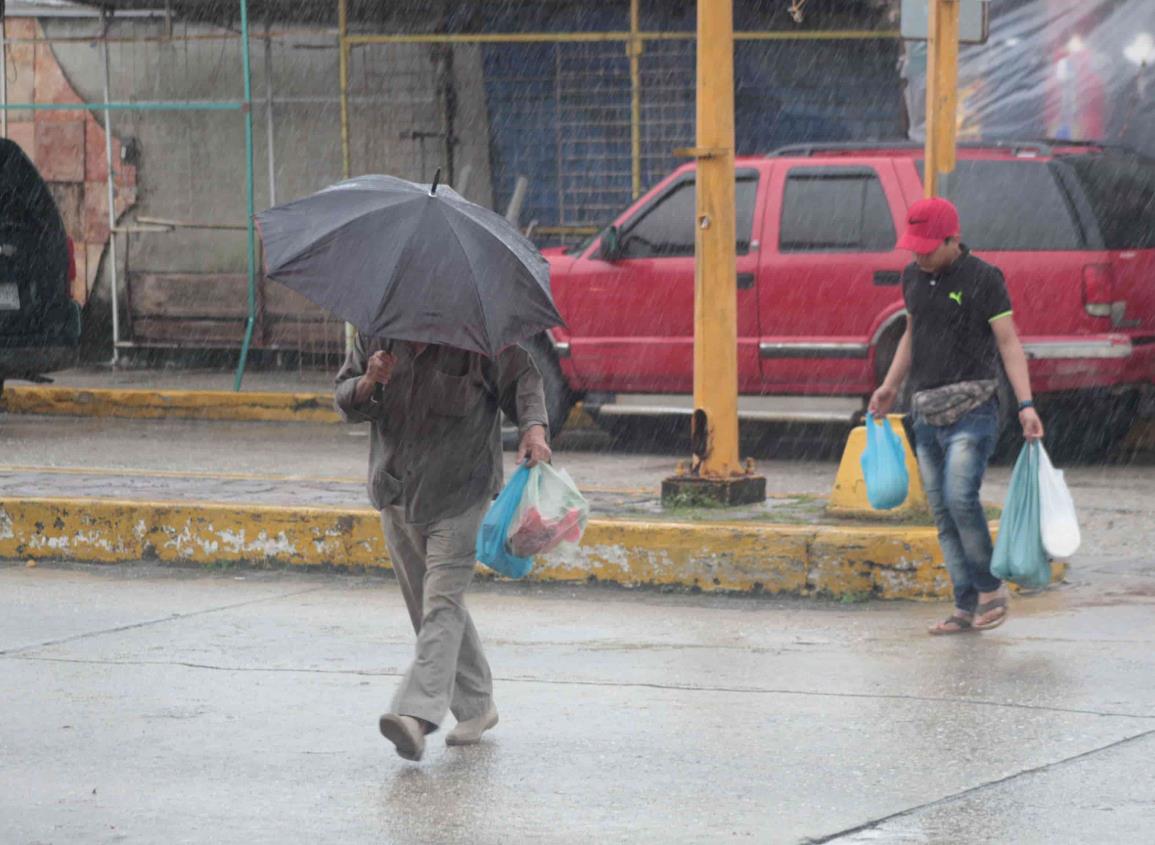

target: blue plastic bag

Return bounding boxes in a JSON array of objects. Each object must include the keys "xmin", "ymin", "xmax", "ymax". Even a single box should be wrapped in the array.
[
  {"xmin": 476, "ymin": 465, "xmax": 534, "ymax": 579},
  {"xmin": 991, "ymin": 441, "xmax": 1051, "ymax": 589},
  {"xmin": 860, "ymin": 414, "xmax": 910, "ymax": 510}
]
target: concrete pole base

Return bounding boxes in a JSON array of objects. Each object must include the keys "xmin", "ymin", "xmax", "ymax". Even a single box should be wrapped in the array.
[{"xmin": 661, "ymin": 475, "xmax": 767, "ymax": 509}]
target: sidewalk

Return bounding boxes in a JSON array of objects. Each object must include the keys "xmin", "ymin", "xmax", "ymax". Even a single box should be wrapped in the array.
[{"xmin": 0, "ymin": 411, "xmax": 1086, "ymax": 600}]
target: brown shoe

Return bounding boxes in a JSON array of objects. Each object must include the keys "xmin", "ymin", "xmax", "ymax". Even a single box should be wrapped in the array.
[{"xmin": 378, "ymin": 713, "xmax": 425, "ymax": 761}]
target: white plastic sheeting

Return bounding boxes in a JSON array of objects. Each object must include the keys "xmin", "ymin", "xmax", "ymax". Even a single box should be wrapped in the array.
[{"xmin": 903, "ymin": 0, "xmax": 1155, "ymax": 157}]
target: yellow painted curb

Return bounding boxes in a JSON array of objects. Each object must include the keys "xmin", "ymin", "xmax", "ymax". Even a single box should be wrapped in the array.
[
  {"xmin": 0, "ymin": 497, "xmax": 1066, "ymax": 600},
  {"xmin": 2, "ymin": 386, "xmax": 341, "ymax": 423},
  {"xmin": 1, "ymin": 386, "xmax": 601, "ymax": 430}
]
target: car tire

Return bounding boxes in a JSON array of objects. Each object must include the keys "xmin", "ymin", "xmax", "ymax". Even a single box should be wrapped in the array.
[
  {"xmin": 525, "ymin": 335, "xmax": 577, "ymax": 439},
  {"xmin": 872, "ymin": 331, "xmax": 913, "ymax": 411},
  {"xmin": 990, "ymin": 366, "xmax": 1020, "ymax": 461},
  {"xmin": 869, "ymin": 333, "xmax": 917, "ymax": 451},
  {"xmin": 1039, "ymin": 390, "xmax": 1138, "ymax": 463}
]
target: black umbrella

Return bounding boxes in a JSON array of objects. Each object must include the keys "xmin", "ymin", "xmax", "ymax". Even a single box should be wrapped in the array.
[{"xmin": 256, "ymin": 171, "xmax": 563, "ymax": 357}]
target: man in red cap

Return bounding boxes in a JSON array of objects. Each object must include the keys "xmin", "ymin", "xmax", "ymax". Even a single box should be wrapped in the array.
[{"xmin": 870, "ymin": 197, "xmax": 1044, "ymax": 635}]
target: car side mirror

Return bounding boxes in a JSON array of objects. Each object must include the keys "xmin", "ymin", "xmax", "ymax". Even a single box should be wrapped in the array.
[{"xmin": 597, "ymin": 226, "xmax": 623, "ymax": 262}]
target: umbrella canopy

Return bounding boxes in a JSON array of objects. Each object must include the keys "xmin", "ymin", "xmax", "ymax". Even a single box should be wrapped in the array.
[{"xmin": 256, "ymin": 174, "xmax": 563, "ymax": 357}]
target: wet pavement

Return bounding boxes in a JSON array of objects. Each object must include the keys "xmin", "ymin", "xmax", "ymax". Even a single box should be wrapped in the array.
[
  {"xmin": 0, "ymin": 415, "xmax": 837, "ymax": 521},
  {"xmin": 2, "ymin": 559, "xmax": 1153, "ymax": 844},
  {"xmin": 4, "ymin": 409, "xmax": 1155, "ymax": 840},
  {"xmin": 3, "ymin": 415, "xmax": 1155, "ymax": 539}
]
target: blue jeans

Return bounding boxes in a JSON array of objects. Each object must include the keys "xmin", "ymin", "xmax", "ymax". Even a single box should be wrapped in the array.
[{"xmin": 913, "ymin": 398, "xmax": 1002, "ymax": 612}]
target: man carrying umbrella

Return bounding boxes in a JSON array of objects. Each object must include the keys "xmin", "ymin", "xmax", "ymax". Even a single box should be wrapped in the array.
[
  {"xmin": 257, "ymin": 173, "xmax": 561, "ymax": 761},
  {"xmin": 336, "ymin": 335, "xmax": 550, "ymax": 760}
]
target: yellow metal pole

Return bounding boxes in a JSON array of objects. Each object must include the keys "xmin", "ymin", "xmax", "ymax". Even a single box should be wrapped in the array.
[
  {"xmin": 935, "ymin": 0, "xmax": 959, "ymax": 178},
  {"xmin": 923, "ymin": 0, "xmax": 959, "ymax": 198},
  {"xmin": 924, "ymin": 0, "xmax": 939, "ymax": 197},
  {"xmin": 338, "ymin": 0, "xmax": 355, "ymax": 355},
  {"xmin": 693, "ymin": 0, "xmax": 740, "ymax": 478},
  {"xmin": 628, "ymin": 0, "xmax": 643, "ymax": 199},
  {"xmin": 338, "ymin": 0, "xmax": 350, "ymax": 180}
]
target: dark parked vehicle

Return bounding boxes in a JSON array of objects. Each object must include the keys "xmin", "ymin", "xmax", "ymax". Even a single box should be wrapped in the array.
[{"xmin": 0, "ymin": 138, "xmax": 80, "ymax": 395}]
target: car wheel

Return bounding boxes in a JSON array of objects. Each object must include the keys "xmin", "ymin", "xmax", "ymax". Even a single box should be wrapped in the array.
[
  {"xmin": 1040, "ymin": 390, "xmax": 1138, "ymax": 463},
  {"xmin": 873, "ymin": 331, "xmax": 914, "ymax": 410},
  {"xmin": 991, "ymin": 368, "xmax": 1019, "ymax": 462},
  {"xmin": 525, "ymin": 335, "xmax": 577, "ymax": 439}
]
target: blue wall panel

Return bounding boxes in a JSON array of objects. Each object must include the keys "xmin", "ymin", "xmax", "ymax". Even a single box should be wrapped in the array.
[{"xmin": 481, "ymin": 9, "xmax": 904, "ymax": 243}]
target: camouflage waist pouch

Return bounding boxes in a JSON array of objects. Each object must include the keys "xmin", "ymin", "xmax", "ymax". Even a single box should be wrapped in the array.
[{"xmin": 912, "ymin": 379, "xmax": 997, "ymax": 427}]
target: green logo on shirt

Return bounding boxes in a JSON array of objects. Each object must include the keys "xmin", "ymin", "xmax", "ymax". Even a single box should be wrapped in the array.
[{"xmin": 949, "ymin": 291, "xmax": 964, "ymax": 306}]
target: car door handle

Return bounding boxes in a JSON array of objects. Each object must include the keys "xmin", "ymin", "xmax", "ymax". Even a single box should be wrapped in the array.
[
  {"xmin": 873, "ymin": 270, "xmax": 901, "ymax": 286},
  {"xmin": 737, "ymin": 272, "xmax": 755, "ymax": 290}
]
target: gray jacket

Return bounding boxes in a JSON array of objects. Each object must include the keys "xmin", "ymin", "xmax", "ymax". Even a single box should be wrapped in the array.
[{"xmin": 335, "ymin": 335, "xmax": 549, "ymax": 524}]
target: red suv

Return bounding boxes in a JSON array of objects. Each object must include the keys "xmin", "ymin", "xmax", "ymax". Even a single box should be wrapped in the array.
[{"xmin": 532, "ymin": 141, "xmax": 1155, "ymax": 455}]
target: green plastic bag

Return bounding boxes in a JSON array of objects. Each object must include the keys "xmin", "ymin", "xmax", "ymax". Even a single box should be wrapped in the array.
[{"xmin": 990, "ymin": 441, "xmax": 1051, "ymax": 589}]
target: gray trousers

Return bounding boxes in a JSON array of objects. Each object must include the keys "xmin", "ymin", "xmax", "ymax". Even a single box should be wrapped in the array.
[{"xmin": 379, "ymin": 501, "xmax": 493, "ymax": 729}]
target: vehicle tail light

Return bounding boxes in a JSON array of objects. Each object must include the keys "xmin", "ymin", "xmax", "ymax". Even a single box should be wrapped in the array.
[{"xmin": 1082, "ymin": 264, "xmax": 1114, "ymax": 318}]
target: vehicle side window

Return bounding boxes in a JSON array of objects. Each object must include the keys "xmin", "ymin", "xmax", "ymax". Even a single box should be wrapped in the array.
[
  {"xmin": 779, "ymin": 168, "xmax": 896, "ymax": 253},
  {"xmin": 620, "ymin": 181, "xmax": 696, "ymax": 259},
  {"xmin": 1068, "ymin": 156, "xmax": 1155, "ymax": 250},
  {"xmin": 619, "ymin": 176, "xmax": 759, "ymax": 259},
  {"xmin": 916, "ymin": 160, "xmax": 1084, "ymax": 251}
]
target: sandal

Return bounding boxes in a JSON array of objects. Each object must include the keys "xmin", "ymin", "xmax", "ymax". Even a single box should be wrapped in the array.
[
  {"xmin": 974, "ymin": 595, "xmax": 1008, "ymax": 631},
  {"xmin": 929, "ymin": 614, "xmax": 976, "ymax": 636}
]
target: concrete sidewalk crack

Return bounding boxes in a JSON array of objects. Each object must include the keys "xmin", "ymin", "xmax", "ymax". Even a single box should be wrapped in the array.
[
  {"xmin": 0, "ymin": 587, "xmax": 326, "ymax": 657},
  {"xmin": 7, "ymin": 655, "xmax": 1154, "ymax": 722},
  {"xmin": 800, "ymin": 728, "xmax": 1155, "ymax": 844}
]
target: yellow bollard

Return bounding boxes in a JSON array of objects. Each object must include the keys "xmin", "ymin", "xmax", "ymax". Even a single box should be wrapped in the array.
[{"xmin": 827, "ymin": 414, "xmax": 929, "ymax": 519}]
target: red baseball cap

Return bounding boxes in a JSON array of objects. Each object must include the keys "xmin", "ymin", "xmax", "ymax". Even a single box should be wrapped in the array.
[{"xmin": 897, "ymin": 197, "xmax": 960, "ymax": 253}]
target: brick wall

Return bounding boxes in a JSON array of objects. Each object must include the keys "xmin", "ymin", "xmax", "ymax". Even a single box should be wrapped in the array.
[{"xmin": 1, "ymin": 19, "xmax": 137, "ymax": 306}]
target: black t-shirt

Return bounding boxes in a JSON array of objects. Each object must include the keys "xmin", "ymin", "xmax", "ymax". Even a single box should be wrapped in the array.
[{"xmin": 902, "ymin": 247, "xmax": 1013, "ymax": 393}]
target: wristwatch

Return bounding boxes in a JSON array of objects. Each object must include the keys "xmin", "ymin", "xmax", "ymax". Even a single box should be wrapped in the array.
[{"xmin": 1018, "ymin": 400, "xmax": 1034, "ymax": 411}]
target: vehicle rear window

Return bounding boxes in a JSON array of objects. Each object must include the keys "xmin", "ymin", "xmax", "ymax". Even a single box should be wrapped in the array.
[
  {"xmin": 779, "ymin": 168, "xmax": 896, "ymax": 253},
  {"xmin": 1067, "ymin": 155, "xmax": 1155, "ymax": 250},
  {"xmin": 619, "ymin": 175, "xmax": 758, "ymax": 259},
  {"xmin": 916, "ymin": 160, "xmax": 1083, "ymax": 251}
]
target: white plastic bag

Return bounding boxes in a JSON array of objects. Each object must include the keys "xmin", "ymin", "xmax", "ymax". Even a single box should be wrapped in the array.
[
  {"xmin": 507, "ymin": 463, "xmax": 589, "ymax": 559},
  {"xmin": 1037, "ymin": 443, "xmax": 1080, "ymax": 558}
]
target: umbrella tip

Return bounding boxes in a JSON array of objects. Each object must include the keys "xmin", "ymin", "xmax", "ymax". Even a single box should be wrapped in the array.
[{"xmin": 430, "ymin": 168, "xmax": 442, "ymax": 196}]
